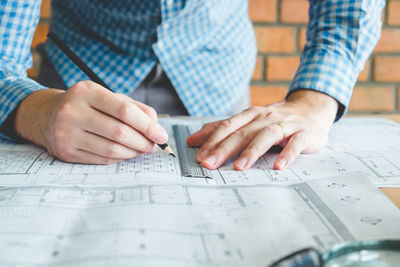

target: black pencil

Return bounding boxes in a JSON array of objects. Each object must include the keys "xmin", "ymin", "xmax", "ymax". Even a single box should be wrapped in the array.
[{"xmin": 47, "ymin": 32, "xmax": 175, "ymax": 158}]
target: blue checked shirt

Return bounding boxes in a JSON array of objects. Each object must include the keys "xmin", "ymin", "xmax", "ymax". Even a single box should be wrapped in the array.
[{"xmin": 0, "ymin": 0, "xmax": 384, "ymax": 140}]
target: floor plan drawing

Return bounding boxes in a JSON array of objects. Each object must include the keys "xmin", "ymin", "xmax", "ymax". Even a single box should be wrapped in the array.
[
  {"xmin": 0, "ymin": 173, "xmax": 399, "ymax": 266},
  {"xmin": 0, "ymin": 118, "xmax": 400, "ymax": 187}
]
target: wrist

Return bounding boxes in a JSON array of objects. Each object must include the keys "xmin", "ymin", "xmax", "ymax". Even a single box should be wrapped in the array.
[
  {"xmin": 14, "ymin": 89, "xmax": 64, "ymax": 146},
  {"xmin": 286, "ymin": 89, "xmax": 339, "ymax": 125}
]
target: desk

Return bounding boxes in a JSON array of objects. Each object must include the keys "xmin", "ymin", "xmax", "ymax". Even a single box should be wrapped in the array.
[
  {"xmin": 381, "ymin": 188, "xmax": 400, "ymax": 208},
  {"xmin": 347, "ymin": 114, "xmax": 400, "ymax": 209}
]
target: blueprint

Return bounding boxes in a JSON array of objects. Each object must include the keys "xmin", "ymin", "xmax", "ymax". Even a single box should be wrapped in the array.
[
  {"xmin": 0, "ymin": 173, "xmax": 399, "ymax": 267},
  {"xmin": 0, "ymin": 118, "xmax": 400, "ymax": 187}
]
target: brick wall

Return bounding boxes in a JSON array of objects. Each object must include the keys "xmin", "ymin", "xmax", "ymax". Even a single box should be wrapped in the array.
[{"xmin": 30, "ymin": 0, "xmax": 400, "ymax": 119}]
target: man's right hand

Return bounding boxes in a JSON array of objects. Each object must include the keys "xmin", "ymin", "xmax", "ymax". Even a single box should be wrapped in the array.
[{"xmin": 14, "ymin": 80, "xmax": 168, "ymax": 164}]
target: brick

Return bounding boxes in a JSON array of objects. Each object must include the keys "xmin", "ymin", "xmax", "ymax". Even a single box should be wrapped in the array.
[
  {"xmin": 374, "ymin": 28, "xmax": 400, "ymax": 52},
  {"xmin": 298, "ymin": 27, "xmax": 307, "ymax": 51},
  {"xmin": 250, "ymin": 85, "xmax": 287, "ymax": 106},
  {"xmin": 252, "ymin": 56, "xmax": 263, "ymax": 81},
  {"xmin": 357, "ymin": 60, "xmax": 370, "ymax": 82},
  {"xmin": 349, "ymin": 86, "xmax": 394, "ymax": 112},
  {"xmin": 398, "ymin": 86, "xmax": 400, "ymax": 111},
  {"xmin": 249, "ymin": 0, "xmax": 277, "ymax": 23},
  {"xmin": 254, "ymin": 26, "xmax": 295, "ymax": 53},
  {"xmin": 388, "ymin": 1, "xmax": 400, "ymax": 25},
  {"xmin": 280, "ymin": 0, "xmax": 309, "ymax": 24},
  {"xmin": 40, "ymin": 0, "xmax": 51, "ymax": 19},
  {"xmin": 266, "ymin": 56, "xmax": 300, "ymax": 81},
  {"xmin": 374, "ymin": 56, "xmax": 400, "ymax": 82},
  {"xmin": 31, "ymin": 23, "xmax": 50, "ymax": 49}
]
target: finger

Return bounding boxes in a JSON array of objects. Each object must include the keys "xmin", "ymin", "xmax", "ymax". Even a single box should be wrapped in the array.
[
  {"xmin": 200, "ymin": 124, "xmax": 260, "ymax": 170},
  {"xmin": 84, "ymin": 83, "xmax": 168, "ymax": 144},
  {"xmin": 195, "ymin": 110, "xmax": 257, "ymax": 161},
  {"xmin": 274, "ymin": 130, "xmax": 329, "ymax": 170},
  {"xmin": 186, "ymin": 121, "xmax": 221, "ymax": 147},
  {"xmin": 120, "ymin": 94, "xmax": 158, "ymax": 122},
  {"xmin": 77, "ymin": 130, "xmax": 144, "ymax": 160},
  {"xmin": 234, "ymin": 123, "xmax": 295, "ymax": 170},
  {"xmin": 274, "ymin": 132, "xmax": 307, "ymax": 170},
  {"xmin": 82, "ymin": 108, "xmax": 157, "ymax": 153},
  {"xmin": 68, "ymin": 149, "xmax": 125, "ymax": 165}
]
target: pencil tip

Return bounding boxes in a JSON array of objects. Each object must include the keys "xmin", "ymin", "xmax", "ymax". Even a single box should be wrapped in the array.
[{"xmin": 170, "ymin": 153, "xmax": 176, "ymax": 158}]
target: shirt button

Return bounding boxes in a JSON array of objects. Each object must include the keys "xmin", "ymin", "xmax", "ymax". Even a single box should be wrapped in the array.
[
  {"xmin": 166, "ymin": 0, "xmax": 173, "ymax": 7},
  {"xmin": 158, "ymin": 41, "xmax": 165, "ymax": 49}
]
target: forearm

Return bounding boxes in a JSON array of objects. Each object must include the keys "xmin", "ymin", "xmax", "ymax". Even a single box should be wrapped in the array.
[
  {"xmin": 289, "ymin": 0, "xmax": 385, "ymax": 120},
  {"xmin": 0, "ymin": 74, "xmax": 46, "ymax": 141}
]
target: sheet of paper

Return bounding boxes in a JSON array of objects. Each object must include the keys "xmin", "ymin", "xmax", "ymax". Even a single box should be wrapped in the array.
[
  {"xmin": 0, "ymin": 172, "xmax": 399, "ymax": 266},
  {"xmin": 0, "ymin": 118, "xmax": 400, "ymax": 187}
]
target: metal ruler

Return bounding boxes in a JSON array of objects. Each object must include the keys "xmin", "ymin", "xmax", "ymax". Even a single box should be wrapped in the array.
[{"xmin": 173, "ymin": 124, "xmax": 212, "ymax": 179}]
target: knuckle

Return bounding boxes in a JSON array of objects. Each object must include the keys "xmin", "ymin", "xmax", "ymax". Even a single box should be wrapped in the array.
[
  {"xmin": 203, "ymin": 122, "xmax": 218, "ymax": 131},
  {"xmin": 200, "ymin": 143, "xmax": 211, "ymax": 152},
  {"xmin": 117, "ymin": 102, "xmax": 131, "ymax": 120},
  {"xmin": 145, "ymin": 107, "xmax": 157, "ymax": 119},
  {"xmin": 105, "ymin": 144, "xmax": 120, "ymax": 158},
  {"xmin": 260, "ymin": 111, "xmax": 276, "ymax": 121},
  {"xmin": 248, "ymin": 144, "xmax": 262, "ymax": 155},
  {"xmin": 232, "ymin": 130, "xmax": 246, "ymax": 139},
  {"xmin": 56, "ymin": 103, "xmax": 75, "ymax": 121},
  {"xmin": 265, "ymin": 125, "xmax": 281, "ymax": 136},
  {"xmin": 221, "ymin": 119, "xmax": 232, "ymax": 129},
  {"xmin": 144, "ymin": 124, "xmax": 157, "ymax": 138},
  {"xmin": 70, "ymin": 81, "xmax": 89, "ymax": 94},
  {"xmin": 212, "ymin": 148, "xmax": 225, "ymax": 158},
  {"xmin": 112, "ymin": 125, "xmax": 127, "ymax": 141}
]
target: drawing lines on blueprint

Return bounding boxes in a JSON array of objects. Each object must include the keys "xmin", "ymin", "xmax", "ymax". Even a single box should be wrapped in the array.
[
  {"xmin": 354, "ymin": 151, "xmax": 400, "ymax": 181},
  {"xmin": 0, "ymin": 150, "xmax": 43, "ymax": 175},
  {"xmin": 0, "ymin": 182, "xmax": 357, "ymax": 266},
  {"xmin": 1, "ymin": 118, "xmax": 400, "ymax": 187}
]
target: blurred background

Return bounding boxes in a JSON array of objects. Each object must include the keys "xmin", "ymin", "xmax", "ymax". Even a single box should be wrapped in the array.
[{"xmin": 30, "ymin": 0, "xmax": 400, "ymax": 122}]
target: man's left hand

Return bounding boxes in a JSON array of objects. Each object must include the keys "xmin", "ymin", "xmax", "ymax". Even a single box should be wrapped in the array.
[{"xmin": 187, "ymin": 90, "xmax": 339, "ymax": 170}]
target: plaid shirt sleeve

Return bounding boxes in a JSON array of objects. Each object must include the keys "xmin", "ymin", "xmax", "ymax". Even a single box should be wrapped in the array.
[
  {"xmin": 288, "ymin": 0, "xmax": 385, "ymax": 120},
  {"xmin": 0, "ymin": 0, "xmax": 45, "ymax": 140}
]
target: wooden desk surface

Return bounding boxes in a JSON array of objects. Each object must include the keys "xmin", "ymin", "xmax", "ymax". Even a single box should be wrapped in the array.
[{"xmin": 380, "ymin": 188, "xmax": 400, "ymax": 209}]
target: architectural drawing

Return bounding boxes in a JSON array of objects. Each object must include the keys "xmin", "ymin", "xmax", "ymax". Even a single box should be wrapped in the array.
[
  {"xmin": 0, "ymin": 173, "xmax": 399, "ymax": 266},
  {"xmin": 0, "ymin": 118, "xmax": 400, "ymax": 187}
]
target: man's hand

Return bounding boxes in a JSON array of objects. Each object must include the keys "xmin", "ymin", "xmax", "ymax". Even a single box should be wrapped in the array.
[
  {"xmin": 187, "ymin": 90, "xmax": 338, "ymax": 170},
  {"xmin": 14, "ymin": 81, "xmax": 168, "ymax": 164}
]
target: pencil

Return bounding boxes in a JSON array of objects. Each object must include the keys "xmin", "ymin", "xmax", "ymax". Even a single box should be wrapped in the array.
[{"xmin": 47, "ymin": 32, "xmax": 176, "ymax": 158}]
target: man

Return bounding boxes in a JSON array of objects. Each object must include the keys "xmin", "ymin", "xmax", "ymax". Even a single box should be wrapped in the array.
[{"xmin": 0, "ymin": 0, "xmax": 384, "ymax": 170}]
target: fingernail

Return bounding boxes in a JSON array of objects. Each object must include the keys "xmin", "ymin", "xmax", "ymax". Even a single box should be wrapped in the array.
[
  {"xmin": 235, "ymin": 157, "xmax": 248, "ymax": 170},
  {"xmin": 156, "ymin": 126, "xmax": 168, "ymax": 143},
  {"xmin": 197, "ymin": 149, "xmax": 209, "ymax": 161},
  {"xmin": 276, "ymin": 158, "xmax": 287, "ymax": 169},
  {"xmin": 203, "ymin": 155, "xmax": 217, "ymax": 167}
]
